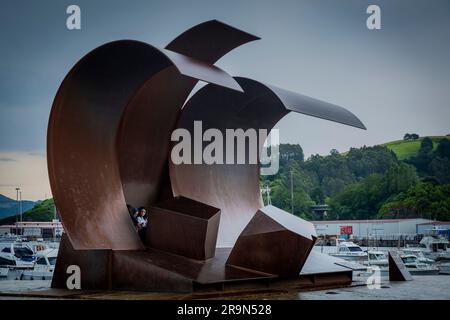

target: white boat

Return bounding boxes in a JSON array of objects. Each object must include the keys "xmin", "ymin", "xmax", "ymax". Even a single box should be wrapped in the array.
[
  {"xmin": 0, "ymin": 242, "xmax": 36, "ymax": 269},
  {"xmin": 401, "ymin": 254, "xmax": 440, "ymax": 275},
  {"xmin": 27, "ymin": 240, "xmax": 59, "ymax": 253},
  {"xmin": 401, "ymin": 247, "xmax": 435, "ymax": 264},
  {"xmin": 329, "ymin": 239, "xmax": 368, "ymax": 263},
  {"xmin": 434, "ymin": 258, "xmax": 450, "ymax": 275},
  {"xmin": 0, "ymin": 267, "xmax": 8, "ymax": 277},
  {"xmin": 21, "ymin": 249, "xmax": 57, "ymax": 280},
  {"xmin": 419, "ymin": 236, "xmax": 450, "ymax": 261},
  {"xmin": 0, "ymin": 233, "xmax": 21, "ymax": 242},
  {"xmin": 363, "ymin": 250, "xmax": 388, "ymax": 267}
]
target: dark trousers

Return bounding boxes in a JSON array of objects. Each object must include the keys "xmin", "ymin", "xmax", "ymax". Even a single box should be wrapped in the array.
[{"xmin": 138, "ymin": 226, "xmax": 147, "ymax": 244}]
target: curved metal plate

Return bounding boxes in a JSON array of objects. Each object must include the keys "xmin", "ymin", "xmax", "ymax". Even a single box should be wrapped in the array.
[
  {"xmin": 265, "ymin": 84, "xmax": 366, "ymax": 130},
  {"xmin": 170, "ymin": 77, "xmax": 365, "ymax": 247},
  {"xmin": 48, "ymin": 41, "xmax": 171, "ymax": 251},
  {"xmin": 166, "ymin": 19, "xmax": 260, "ymax": 63},
  {"xmin": 48, "ymin": 39, "xmax": 246, "ymax": 250},
  {"xmin": 162, "ymin": 48, "xmax": 243, "ymax": 92},
  {"xmin": 117, "ymin": 23, "xmax": 259, "ymax": 210},
  {"xmin": 169, "ymin": 78, "xmax": 287, "ymax": 247},
  {"xmin": 117, "ymin": 66, "xmax": 196, "ymax": 208}
]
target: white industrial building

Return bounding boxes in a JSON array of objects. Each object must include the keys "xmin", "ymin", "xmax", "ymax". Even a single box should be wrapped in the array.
[
  {"xmin": 311, "ymin": 218, "xmax": 434, "ymax": 238},
  {"xmin": 416, "ymin": 221, "xmax": 450, "ymax": 235},
  {"xmin": 0, "ymin": 220, "xmax": 63, "ymax": 239}
]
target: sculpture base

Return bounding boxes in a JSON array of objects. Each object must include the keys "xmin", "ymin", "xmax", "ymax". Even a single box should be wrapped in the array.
[{"xmin": 52, "ymin": 235, "xmax": 352, "ymax": 293}]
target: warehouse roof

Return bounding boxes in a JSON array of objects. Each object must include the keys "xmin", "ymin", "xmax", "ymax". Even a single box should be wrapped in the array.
[
  {"xmin": 311, "ymin": 218, "xmax": 431, "ymax": 224},
  {"xmin": 417, "ymin": 221, "xmax": 449, "ymax": 225}
]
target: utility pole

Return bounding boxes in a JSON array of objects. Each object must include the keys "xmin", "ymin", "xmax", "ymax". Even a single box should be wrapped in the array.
[
  {"xmin": 290, "ymin": 169, "xmax": 294, "ymax": 214},
  {"xmin": 261, "ymin": 185, "xmax": 272, "ymax": 206}
]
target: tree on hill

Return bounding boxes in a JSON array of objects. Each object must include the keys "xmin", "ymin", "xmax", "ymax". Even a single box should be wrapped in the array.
[
  {"xmin": 327, "ymin": 163, "xmax": 418, "ymax": 220},
  {"xmin": 435, "ymin": 138, "xmax": 450, "ymax": 158},
  {"xmin": 430, "ymin": 157, "xmax": 450, "ymax": 184},
  {"xmin": 429, "ymin": 138, "xmax": 450, "ymax": 184},
  {"xmin": 420, "ymin": 137, "xmax": 433, "ymax": 155},
  {"xmin": 406, "ymin": 137, "xmax": 434, "ymax": 174},
  {"xmin": 405, "ymin": 137, "xmax": 450, "ymax": 181},
  {"xmin": 260, "ymin": 140, "xmax": 450, "ymax": 221},
  {"xmin": 384, "ymin": 162, "xmax": 419, "ymax": 194},
  {"xmin": 379, "ymin": 182, "xmax": 450, "ymax": 220},
  {"xmin": 279, "ymin": 144, "xmax": 304, "ymax": 165},
  {"xmin": 403, "ymin": 133, "xmax": 419, "ymax": 140},
  {"xmin": 346, "ymin": 145, "xmax": 398, "ymax": 178}
]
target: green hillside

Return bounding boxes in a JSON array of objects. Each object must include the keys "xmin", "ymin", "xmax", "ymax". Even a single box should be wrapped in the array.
[
  {"xmin": 0, "ymin": 199, "xmax": 55, "ymax": 225},
  {"xmin": 383, "ymin": 136, "xmax": 446, "ymax": 160}
]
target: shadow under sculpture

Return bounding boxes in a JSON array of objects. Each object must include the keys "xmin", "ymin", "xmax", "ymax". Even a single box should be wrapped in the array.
[{"xmin": 49, "ymin": 20, "xmax": 366, "ymax": 292}]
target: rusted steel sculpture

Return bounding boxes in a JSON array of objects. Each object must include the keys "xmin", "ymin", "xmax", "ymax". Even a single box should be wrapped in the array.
[
  {"xmin": 388, "ymin": 251, "xmax": 413, "ymax": 281},
  {"xmin": 170, "ymin": 77, "xmax": 365, "ymax": 247},
  {"xmin": 226, "ymin": 206, "xmax": 317, "ymax": 277},
  {"xmin": 146, "ymin": 196, "xmax": 221, "ymax": 260},
  {"xmin": 49, "ymin": 20, "xmax": 365, "ymax": 292}
]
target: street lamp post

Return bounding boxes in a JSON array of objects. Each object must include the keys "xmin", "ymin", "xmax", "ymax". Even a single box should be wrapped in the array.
[
  {"xmin": 15, "ymin": 187, "xmax": 20, "ymax": 235},
  {"xmin": 19, "ymin": 190, "xmax": 23, "ymax": 236},
  {"xmin": 19, "ymin": 191, "xmax": 22, "ymax": 222}
]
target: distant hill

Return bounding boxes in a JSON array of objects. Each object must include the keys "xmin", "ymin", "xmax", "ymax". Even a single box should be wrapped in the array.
[
  {"xmin": 0, "ymin": 194, "xmax": 36, "ymax": 219},
  {"xmin": 383, "ymin": 136, "xmax": 447, "ymax": 160},
  {"xmin": 0, "ymin": 198, "xmax": 55, "ymax": 225}
]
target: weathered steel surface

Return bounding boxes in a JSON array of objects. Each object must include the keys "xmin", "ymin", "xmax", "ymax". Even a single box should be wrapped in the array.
[
  {"xmin": 52, "ymin": 235, "xmax": 195, "ymax": 292},
  {"xmin": 162, "ymin": 49, "xmax": 243, "ymax": 92},
  {"xmin": 170, "ymin": 77, "xmax": 365, "ymax": 247},
  {"xmin": 226, "ymin": 206, "xmax": 317, "ymax": 277},
  {"xmin": 116, "ymin": 23, "xmax": 258, "ymax": 211},
  {"xmin": 52, "ymin": 241, "xmax": 351, "ymax": 293},
  {"xmin": 146, "ymin": 196, "xmax": 221, "ymax": 260},
  {"xmin": 48, "ymin": 41, "xmax": 165, "ymax": 250},
  {"xmin": 48, "ymin": 38, "xmax": 250, "ymax": 250},
  {"xmin": 116, "ymin": 67, "xmax": 196, "ymax": 208},
  {"xmin": 389, "ymin": 251, "xmax": 413, "ymax": 281},
  {"xmin": 166, "ymin": 19, "xmax": 260, "ymax": 63},
  {"xmin": 266, "ymin": 84, "xmax": 366, "ymax": 129},
  {"xmin": 49, "ymin": 20, "xmax": 365, "ymax": 292},
  {"xmin": 111, "ymin": 251, "xmax": 195, "ymax": 292},
  {"xmin": 52, "ymin": 234, "xmax": 112, "ymax": 290}
]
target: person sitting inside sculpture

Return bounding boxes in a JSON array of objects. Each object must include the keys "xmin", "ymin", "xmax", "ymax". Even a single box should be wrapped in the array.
[
  {"xmin": 136, "ymin": 207, "xmax": 148, "ymax": 241},
  {"xmin": 126, "ymin": 204, "xmax": 139, "ymax": 227}
]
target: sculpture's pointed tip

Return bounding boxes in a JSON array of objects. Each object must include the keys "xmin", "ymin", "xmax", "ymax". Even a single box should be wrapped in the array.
[{"xmin": 166, "ymin": 20, "xmax": 260, "ymax": 63}]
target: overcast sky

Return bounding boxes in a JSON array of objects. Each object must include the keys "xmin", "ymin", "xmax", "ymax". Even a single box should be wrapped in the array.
[{"xmin": 0, "ymin": 0, "xmax": 449, "ymax": 200}]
